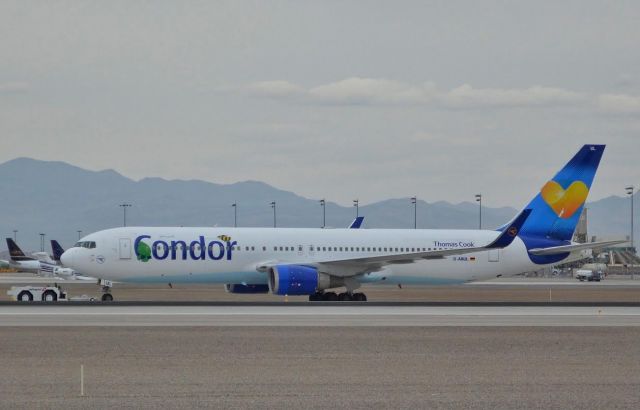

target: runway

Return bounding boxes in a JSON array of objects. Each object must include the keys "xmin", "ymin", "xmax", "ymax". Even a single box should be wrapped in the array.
[{"xmin": 2, "ymin": 305, "xmax": 640, "ymax": 326}]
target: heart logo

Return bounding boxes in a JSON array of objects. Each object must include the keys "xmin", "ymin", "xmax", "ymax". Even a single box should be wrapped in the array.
[{"xmin": 540, "ymin": 180, "xmax": 589, "ymax": 219}]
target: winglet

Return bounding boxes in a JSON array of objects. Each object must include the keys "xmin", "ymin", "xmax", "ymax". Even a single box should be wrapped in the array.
[
  {"xmin": 486, "ymin": 209, "xmax": 532, "ymax": 249},
  {"xmin": 349, "ymin": 216, "xmax": 364, "ymax": 229}
]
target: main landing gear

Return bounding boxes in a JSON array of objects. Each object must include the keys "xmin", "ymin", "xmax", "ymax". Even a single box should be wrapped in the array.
[{"xmin": 308, "ymin": 291, "xmax": 367, "ymax": 302}]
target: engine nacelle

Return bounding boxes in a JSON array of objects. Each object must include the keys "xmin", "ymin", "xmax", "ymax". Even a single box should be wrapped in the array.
[
  {"xmin": 268, "ymin": 265, "xmax": 343, "ymax": 295},
  {"xmin": 224, "ymin": 284, "xmax": 270, "ymax": 294}
]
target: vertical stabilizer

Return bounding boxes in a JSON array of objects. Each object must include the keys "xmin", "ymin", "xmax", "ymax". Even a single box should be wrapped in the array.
[{"xmin": 519, "ymin": 145, "xmax": 604, "ymax": 242}]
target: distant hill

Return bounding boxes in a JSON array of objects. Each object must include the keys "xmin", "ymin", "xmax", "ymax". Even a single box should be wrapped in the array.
[{"xmin": 0, "ymin": 157, "xmax": 635, "ymax": 252}]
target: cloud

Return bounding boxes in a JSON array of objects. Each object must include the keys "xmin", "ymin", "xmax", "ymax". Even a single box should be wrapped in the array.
[
  {"xmin": 241, "ymin": 78, "xmax": 588, "ymax": 109},
  {"xmin": 596, "ymin": 93, "xmax": 640, "ymax": 114},
  {"xmin": 440, "ymin": 84, "xmax": 586, "ymax": 108},
  {"xmin": 308, "ymin": 77, "xmax": 436, "ymax": 105},
  {"xmin": 243, "ymin": 80, "xmax": 304, "ymax": 99},
  {"xmin": 0, "ymin": 82, "xmax": 29, "ymax": 93}
]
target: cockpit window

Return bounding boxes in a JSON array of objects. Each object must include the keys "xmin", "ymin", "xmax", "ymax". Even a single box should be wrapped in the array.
[{"xmin": 74, "ymin": 241, "xmax": 96, "ymax": 249}]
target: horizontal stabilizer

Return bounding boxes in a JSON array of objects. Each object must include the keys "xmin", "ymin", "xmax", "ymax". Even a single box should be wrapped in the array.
[{"xmin": 528, "ymin": 240, "xmax": 627, "ymax": 256}]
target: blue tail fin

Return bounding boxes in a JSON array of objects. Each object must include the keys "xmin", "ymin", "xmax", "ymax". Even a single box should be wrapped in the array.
[
  {"xmin": 518, "ymin": 144, "xmax": 605, "ymax": 242},
  {"xmin": 51, "ymin": 240, "xmax": 65, "ymax": 261},
  {"xmin": 349, "ymin": 216, "xmax": 364, "ymax": 229}
]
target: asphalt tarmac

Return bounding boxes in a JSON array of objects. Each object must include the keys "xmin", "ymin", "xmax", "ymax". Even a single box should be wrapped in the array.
[
  {"xmin": 2, "ymin": 274, "xmax": 640, "ymax": 408},
  {"xmin": 1, "ymin": 326, "xmax": 639, "ymax": 409},
  {"xmin": 2, "ymin": 273, "xmax": 640, "ymax": 303},
  {"xmin": 1, "ymin": 305, "xmax": 640, "ymax": 326}
]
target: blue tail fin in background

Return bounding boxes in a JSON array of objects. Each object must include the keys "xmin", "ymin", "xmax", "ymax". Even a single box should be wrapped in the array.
[
  {"xmin": 51, "ymin": 240, "xmax": 65, "ymax": 261},
  {"xmin": 349, "ymin": 216, "xmax": 364, "ymax": 229},
  {"xmin": 518, "ymin": 144, "xmax": 605, "ymax": 242}
]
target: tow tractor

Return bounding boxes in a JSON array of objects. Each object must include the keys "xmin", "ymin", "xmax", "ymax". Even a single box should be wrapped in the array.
[{"xmin": 7, "ymin": 285, "xmax": 95, "ymax": 302}]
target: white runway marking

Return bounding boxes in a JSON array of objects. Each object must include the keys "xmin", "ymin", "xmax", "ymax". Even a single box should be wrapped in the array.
[{"xmin": 1, "ymin": 306, "xmax": 639, "ymax": 326}]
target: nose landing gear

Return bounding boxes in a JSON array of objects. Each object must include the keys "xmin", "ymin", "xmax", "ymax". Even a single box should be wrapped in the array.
[{"xmin": 98, "ymin": 279, "xmax": 114, "ymax": 302}]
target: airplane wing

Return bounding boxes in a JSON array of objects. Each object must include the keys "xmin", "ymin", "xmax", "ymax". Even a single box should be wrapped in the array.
[
  {"xmin": 528, "ymin": 240, "xmax": 627, "ymax": 256},
  {"xmin": 258, "ymin": 209, "xmax": 532, "ymax": 277}
]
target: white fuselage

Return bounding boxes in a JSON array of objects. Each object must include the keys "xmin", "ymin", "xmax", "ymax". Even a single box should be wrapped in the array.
[{"xmin": 61, "ymin": 227, "xmax": 577, "ymax": 286}]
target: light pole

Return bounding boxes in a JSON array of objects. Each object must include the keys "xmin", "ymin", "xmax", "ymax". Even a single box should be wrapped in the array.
[
  {"xmin": 353, "ymin": 199, "xmax": 359, "ymax": 218},
  {"xmin": 475, "ymin": 194, "xmax": 482, "ymax": 229},
  {"xmin": 232, "ymin": 203, "xmax": 237, "ymax": 228},
  {"xmin": 39, "ymin": 233, "xmax": 45, "ymax": 252},
  {"xmin": 12, "ymin": 230, "xmax": 17, "ymax": 242},
  {"xmin": 626, "ymin": 186, "xmax": 634, "ymax": 251},
  {"xmin": 119, "ymin": 203, "xmax": 132, "ymax": 227},
  {"xmin": 319, "ymin": 199, "xmax": 326, "ymax": 228},
  {"xmin": 270, "ymin": 201, "xmax": 276, "ymax": 228},
  {"xmin": 77, "ymin": 230, "xmax": 82, "ymax": 240},
  {"xmin": 411, "ymin": 196, "xmax": 417, "ymax": 229}
]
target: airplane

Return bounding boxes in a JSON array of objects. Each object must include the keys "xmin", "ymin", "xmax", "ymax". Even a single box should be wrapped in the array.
[
  {"xmin": 5, "ymin": 238, "xmax": 56, "ymax": 275},
  {"xmin": 4, "ymin": 238, "xmax": 92, "ymax": 280},
  {"xmin": 61, "ymin": 145, "xmax": 624, "ymax": 302}
]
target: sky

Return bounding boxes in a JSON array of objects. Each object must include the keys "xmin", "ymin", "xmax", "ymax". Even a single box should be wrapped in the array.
[{"xmin": 1, "ymin": 0, "xmax": 639, "ymax": 208}]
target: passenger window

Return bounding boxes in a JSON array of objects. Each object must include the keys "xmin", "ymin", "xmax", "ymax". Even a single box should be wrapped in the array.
[{"xmin": 279, "ymin": 247, "xmax": 283, "ymax": 251}]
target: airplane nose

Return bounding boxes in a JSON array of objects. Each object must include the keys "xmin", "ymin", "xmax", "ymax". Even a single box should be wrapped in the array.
[{"xmin": 60, "ymin": 250, "xmax": 74, "ymax": 267}]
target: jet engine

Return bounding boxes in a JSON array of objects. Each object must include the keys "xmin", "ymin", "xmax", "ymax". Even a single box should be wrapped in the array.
[{"xmin": 268, "ymin": 265, "xmax": 343, "ymax": 295}]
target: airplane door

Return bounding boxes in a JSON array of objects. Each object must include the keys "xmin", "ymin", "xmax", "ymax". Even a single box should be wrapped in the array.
[
  {"xmin": 488, "ymin": 249, "xmax": 500, "ymax": 262},
  {"xmin": 308, "ymin": 245, "xmax": 315, "ymax": 257},
  {"xmin": 119, "ymin": 238, "xmax": 132, "ymax": 259},
  {"xmin": 297, "ymin": 244, "xmax": 304, "ymax": 256}
]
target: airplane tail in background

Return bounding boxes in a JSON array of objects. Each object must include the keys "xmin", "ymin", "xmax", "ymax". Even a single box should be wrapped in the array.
[
  {"xmin": 518, "ymin": 144, "xmax": 605, "ymax": 242},
  {"xmin": 51, "ymin": 240, "xmax": 65, "ymax": 261},
  {"xmin": 6, "ymin": 238, "xmax": 35, "ymax": 261}
]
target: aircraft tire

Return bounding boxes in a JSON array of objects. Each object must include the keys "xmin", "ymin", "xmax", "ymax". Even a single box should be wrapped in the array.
[
  {"xmin": 322, "ymin": 292, "xmax": 338, "ymax": 301},
  {"xmin": 17, "ymin": 291, "xmax": 33, "ymax": 302},
  {"xmin": 42, "ymin": 290, "xmax": 58, "ymax": 302},
  {"xmin": 101, "ymin": 293, "xmax": 114, "ymax": 302},
  {"xmin": 309, "ymin": 292, "xmax": 323, "ymax": 302},
  {"xmin": 352, "ymin": 293, "xmax": 367, "ymax": 302},
  {"xmin": 338, "ymin": 292, "xmax": 353, "ymax": 301}
]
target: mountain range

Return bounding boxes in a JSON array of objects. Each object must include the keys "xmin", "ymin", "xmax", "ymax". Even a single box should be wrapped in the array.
[{"xmin": 0, "ymin": 157, "xmax": 636, "ymax": 253}]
